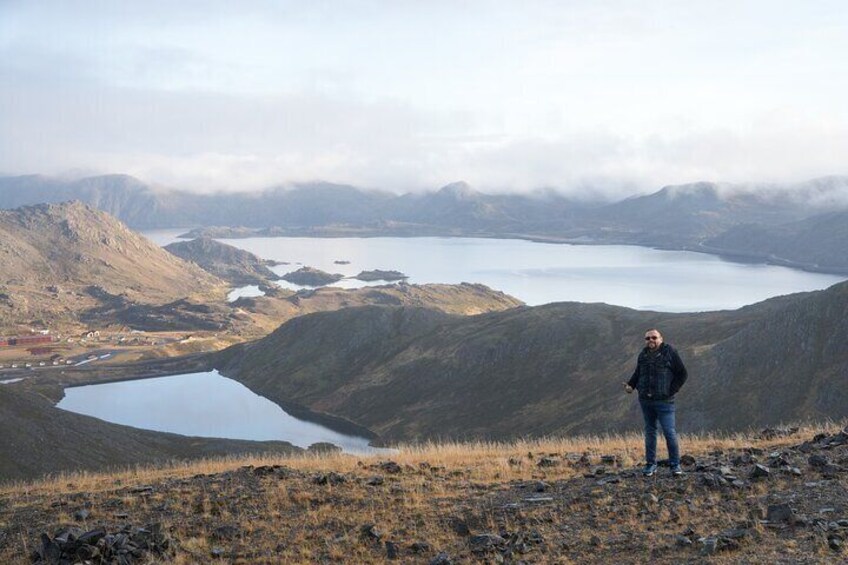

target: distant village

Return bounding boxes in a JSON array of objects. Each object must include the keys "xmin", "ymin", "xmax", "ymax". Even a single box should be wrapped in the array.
[{"xmin": 0, "ymin": 329, "xmax": 184, "ymax": 371}]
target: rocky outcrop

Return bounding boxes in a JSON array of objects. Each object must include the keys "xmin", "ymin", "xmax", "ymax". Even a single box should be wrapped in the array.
[
  {"xmin": 165, "ymin": 237, "xmax": 280, "ymax": 285},
  {"xmin": 32, "ymin": 523, "xmax": 172, "ymax": 564}
]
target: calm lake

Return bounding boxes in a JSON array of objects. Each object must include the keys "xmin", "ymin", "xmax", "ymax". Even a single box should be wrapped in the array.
[
  {"xmin": 145, "ymin": 229, "xmax": 845, "ymax": 312},
  {"xmin": 57, "ymin": 371, "xmax": 382, "ymax": 454}
]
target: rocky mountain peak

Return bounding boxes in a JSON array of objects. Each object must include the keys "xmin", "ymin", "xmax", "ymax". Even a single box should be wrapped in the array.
[
  {"xmin": 657, "ymin": 182, "xmax": 722, "ymax": 201},
  {"xmin": 9, "ymin": 200, "xmax": 134, "ymax": 248},
  {"xmin": 0, "ymin": 202, "xmax": 223, "ymax": 331},
  {"xmin": 436, "ymin": 181, "xmax": 476, "ymax": 201}
]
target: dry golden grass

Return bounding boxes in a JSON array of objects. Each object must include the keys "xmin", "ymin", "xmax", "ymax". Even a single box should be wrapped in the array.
[
  {"xmin": 4, "ymin": 422, "xmax": 841, "ymax": 498},
  {"xmin": 2, "ymin": 421, "xmax": 845, "ymax": 564}
]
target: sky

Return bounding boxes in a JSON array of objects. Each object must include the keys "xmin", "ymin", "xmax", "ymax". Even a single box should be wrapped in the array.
[{"xmin": 1, "ymin": 1, "xmax": 847, "ymax": 195}]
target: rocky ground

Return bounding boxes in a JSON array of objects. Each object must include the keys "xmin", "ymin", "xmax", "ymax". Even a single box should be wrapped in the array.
[{"xmin": 1, "ymin": 426, "xmax": 846, "ymax": 563}]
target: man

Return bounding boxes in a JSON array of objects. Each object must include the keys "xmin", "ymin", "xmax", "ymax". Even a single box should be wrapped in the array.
[{"xmin": 624, "ymin": 329, "xmax": 688, "ymax": 477}]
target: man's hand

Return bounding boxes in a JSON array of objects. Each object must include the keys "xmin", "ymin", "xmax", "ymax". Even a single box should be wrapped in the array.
[{"xmin": 623, "ymin": 382, "xmax": 634, "ymax": 394}]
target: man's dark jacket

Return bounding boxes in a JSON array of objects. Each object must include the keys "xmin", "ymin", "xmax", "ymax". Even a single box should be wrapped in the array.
[{"xmin": 627, "ymin": 343, "xmax": 687, "ymax": 401}]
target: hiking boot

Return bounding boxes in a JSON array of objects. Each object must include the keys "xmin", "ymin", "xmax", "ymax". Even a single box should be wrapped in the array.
[
  {"xmin": 671, "ymin": 464, "xmax": 683, "ymax": 476},
  {"xmin": 642, "ymin": 463, "xmax": 657, "ymax": 477}
]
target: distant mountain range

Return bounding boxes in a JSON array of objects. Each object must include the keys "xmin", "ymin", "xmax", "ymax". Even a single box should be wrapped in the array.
[
  {"xmin": 216, "ymin": 279, "xmax": 848, "ymax": 443},
  {"xmin": 0, "ymin": 174, "xmax": 398, "ymax": 229},
  {"xmin": 2, "ymin": 173, "xmax": 847, "ymax": 272}
]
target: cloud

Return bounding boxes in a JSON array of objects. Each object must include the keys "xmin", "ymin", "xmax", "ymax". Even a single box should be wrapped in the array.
[
  {"xmin": 2, "ymin": 74, "xmax": 848, "ymax": 197},
  {"xmin": 2, "ymin": 1, "xmax": 848, "ymax": 196}
]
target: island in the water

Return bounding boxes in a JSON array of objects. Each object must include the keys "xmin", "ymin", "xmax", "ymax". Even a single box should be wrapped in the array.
[
  {"xmin": 353, "ymin": 269, "xmax": 408, "ymax": 282},
  {"xmin": 281, "ymin": 266, "xmax": 345, "ymax": 286}
]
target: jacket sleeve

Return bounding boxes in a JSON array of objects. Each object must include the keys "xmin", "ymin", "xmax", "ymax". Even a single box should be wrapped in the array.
[
  {"xmin": 668, "ymin": 347, "xmax": 688, "ymax": 395},
  {"xmin": 627, "ymin": 354, "xmax": 640, "ymax": 389}
]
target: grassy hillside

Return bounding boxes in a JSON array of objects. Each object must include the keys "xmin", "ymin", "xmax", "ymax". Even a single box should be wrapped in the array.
[
  {"xmin": 219, "ymin": 281, "xmax": 848, "ymax": 442},
  {"xmin": 704, "ymin": 210, "xmax": 848, "ymax": 273},
  {"xmin": 1, "ymin": 423, "xmax": 845, "ymax": 563}
]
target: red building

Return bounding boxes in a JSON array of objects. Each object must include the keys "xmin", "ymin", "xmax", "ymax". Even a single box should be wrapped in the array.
[{"xmin": 0, "ymin": 335, "xmax": 54, "ymax": 347}]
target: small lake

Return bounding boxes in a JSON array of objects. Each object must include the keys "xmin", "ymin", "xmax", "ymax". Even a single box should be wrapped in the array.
[
  {"xmin": 144, "ymin": 229, "xmax": 845, "ymax": 312},
  {"xmin": 57, "ymin": 370, "xmax": 382, "ymax": 454},
  {"xmin": 227, "ymin": 285, "xmax": 265, "ymax": 302}
]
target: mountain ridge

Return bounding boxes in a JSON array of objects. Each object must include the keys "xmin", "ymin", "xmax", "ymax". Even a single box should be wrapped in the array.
[{"xmin": 5, "ymin": 172, "xmax": 846, "ymax": 272}]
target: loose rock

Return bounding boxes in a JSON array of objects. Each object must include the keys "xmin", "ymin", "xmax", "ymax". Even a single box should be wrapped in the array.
[
  {"xmin": 767, "ymin": 503, "xmax": 795, "ymax": 524},
  {"xmin": 429, "ymin": 551, "xmax": 453, "ymax": 565},
  {"xmin": 750, "ymin": 464, "xmax": 771, "ymax": 479}
]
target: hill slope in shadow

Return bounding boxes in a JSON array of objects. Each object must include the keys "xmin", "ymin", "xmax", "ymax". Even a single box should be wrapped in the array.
[{"xmin": 219, "ymin": 281, "xmax": 848, "ymax": 442}]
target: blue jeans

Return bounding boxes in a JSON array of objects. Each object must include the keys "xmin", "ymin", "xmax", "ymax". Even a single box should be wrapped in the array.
[{"xmin": 639, "ymin": 399, "xmax": 680, "ymax": 466}]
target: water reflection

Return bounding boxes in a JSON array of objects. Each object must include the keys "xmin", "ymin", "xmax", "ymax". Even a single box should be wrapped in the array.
[{"xmin": 57, "ymin": 371, "xmax": 383, "ymax": 454}]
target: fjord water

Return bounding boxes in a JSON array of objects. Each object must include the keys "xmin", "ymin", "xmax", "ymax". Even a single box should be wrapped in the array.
[
  {"xmin": 145, "ymin": 230, "xmax": 844, "ymax": 312},
  {"xmin": 57, "ymin": 371, "xmax": 380, "ymax": 454}
]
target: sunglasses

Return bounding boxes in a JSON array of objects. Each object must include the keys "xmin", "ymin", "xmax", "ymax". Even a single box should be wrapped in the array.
[{"xmin": 644, "ymin": 336, "xmax": 660, "ymax": 341}]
